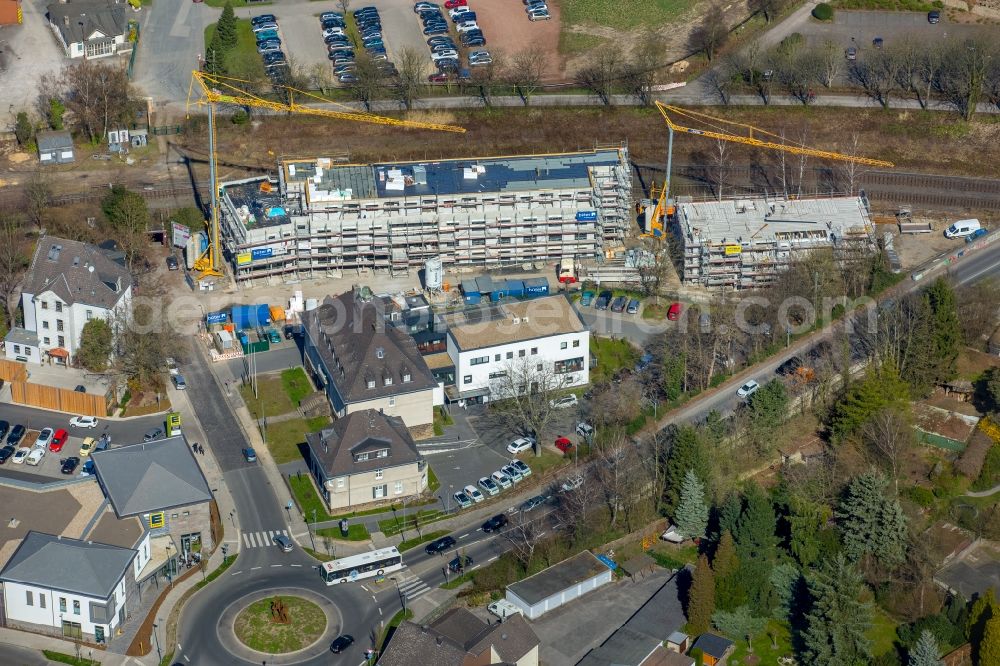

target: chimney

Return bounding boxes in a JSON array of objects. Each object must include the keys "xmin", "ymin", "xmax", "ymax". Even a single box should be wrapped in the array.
[{"xmin": 63, "ymin": 15, "xmax": 70, "ymax": 26}]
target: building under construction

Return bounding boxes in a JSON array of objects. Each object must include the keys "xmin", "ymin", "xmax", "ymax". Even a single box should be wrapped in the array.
[
  {"xmin": 217, "ymin": 147, "xmax": 632, "ymax": 283},
  {"xmin": 675, "ymin": 194, "xmax": 876, "ymax": 289}
]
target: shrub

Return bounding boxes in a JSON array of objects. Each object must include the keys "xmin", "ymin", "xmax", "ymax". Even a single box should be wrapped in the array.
[
  {"xmin": 231, "ymin": 109, "xmax": 249, "ymax": 125},
  {"xmin": 812, "ymin": 3, "xmax": 834, "ymax": 20},
  {"xmin": 778, "ymin": 32, "xmax": 805, "ymax": 55},
  {"xmin": 903, "ymin": 485, "xmax": 936, "ymax": 508},
  {"xmin": 972, "ymin": 445, "xmax": 1000, "ymax": 492}
]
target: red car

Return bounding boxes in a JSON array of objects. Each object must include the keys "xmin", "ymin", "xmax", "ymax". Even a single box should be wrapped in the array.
[
  {"xmin": 428, "ymin": 72, "xmax": 449, "ymax": 83},
  {"xmin": 667, "ymin": 302, "xmax": 682, "ymax": 321},
  {"xmin": 49, "ymin": 428, "xmax": 69, "ymax": 452},
  {"xmin": 444, "ymin": 0, "xmax": 467, "ymax": 8},
  {"xmin": 554, "ymin": 437, "xmax": 574, "ymax": 453}
]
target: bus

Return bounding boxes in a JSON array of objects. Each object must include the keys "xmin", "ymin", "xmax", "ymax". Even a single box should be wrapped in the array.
[{"xmin": 320, "ymin": 546, "xmax": 403, "ymax": 586}]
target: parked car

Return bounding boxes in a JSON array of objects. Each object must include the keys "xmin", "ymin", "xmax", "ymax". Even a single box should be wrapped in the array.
[
  {"xmin": 79, "ymin": 459, "xmax": 96, "ymax": 477},
  {"xmin": 49, "ymin": 428, "xmax": 68, "ymax": 452},
  {"xmin": 737, "ymin": 379, "xmax": 760, "ymax": 398},
  {"xmin": 78, "ymin": 437, "xmax": 96, "ymax": 457},
  {"xmin": 928, "ymin": 9, "xmax": 941, "ymax": 22},
  {"xmin": 424, "ymin": 535, "xmax": 456, "ymax": 554},
  {"xmin": 481, "ymin": 513, "xmax": 508, "ymax": 532},
  {"xmin": 488, "ymin": 599, "xmax": 523, "ymax": 620},
  {"xmin": 172, "ymin": 374, "xmax": 187, "ymax": 390},
  {"xmin": 519, "ymin": 495, "xmax": 546, "ymax": 512},
  {"xmin": 0, "ymin": 421, "xmax": 8, "ymax": 440},
  {"xmin": 453, "ymin": 491, "xmax": 473, "ymax": 509},
  {"xmin": 0, "ymin": 445, "xmax": 13, "ymax": 464},
  {"xmin": 491, "ymin": 470, "xmax": 513, "ymax": 489},
  {"xmin": 320, "ymin": 11, "xmax": 344, "ymax": 21},
  {"xmin": 478, "ymin": 476, "xmax": 500, "ymax": 496},
  {"xmin": 506, "ymin": 437, "xmax": 535, "ymax": 454},
  {"xmin": 501, "ymin": 464, "xmax": 523, "ymax": 483},
  {"xmin": 443, "ymin": 0, "xmax": 466, "ymax": 7},
  {"xmin": 6, "ymin": 424, "xmax": 25, "ymax": 447},
  {"xmin": 554, "ymin": 436, "xmax": 574, "ymax": 453},
  {"xmin": 463, "ymin": 484, "xmax": 485, "ymax": 503},
  {"xmin": 329, "ymin": 635, "xmax": 354, "ymax": 654},
  {"xmin": 36, "ymin": 427, "xmax": 54, "ymax": 449},
  {"xmin": 667, "ymin": 302, "xmax": 682, "ymax": 321},
  {"xmin": 510, "ymin": 459, "xmax": 531, "ymax": 477},
  {"xmin": 255, "ymin": 30, "xmax": 279, "ymax": 43},
  {"xmin": 456, "ymin": 21, "xmax": 480, "ymax": 32},
  {"xmin": 846, "ymin": 46, "xmax": 857, "ymax": 60},
  {"xmin": 61, "ymin": 457, "xmax": 80, "ymax": 474},
  {"xmin": 966, "ymin": 227, "xmax": 989, "ymax": 243},
  {"xmin": 626, "ymin": 299, "xmax": 640, "ymax": 315},
  {"xmin": 528, "ymin": 9, "xmax": 551, "ymax": 20},
  {"xmin": 562, "ymin": 475, "xmax": 584, "ymax": 492},
  {"xmin": 26, "ymin": 448, "xmax": 44, "ymax": 466},
  {"xmin": 273, "ymin": 534, "xmax": 293, "ymax": 552},
  {"xmin": 579, "ymin": 290, "xmax": 595, "ymax": 306},
  {"xmin": 448, "ymin": 6, "xmax": 471, "ymax": 18},
  {"xmin": 414, "ymin": 2, "xmax": 438, "ymax": 11},
  {"xmin": 252, "ymin": 22, "xmax": 278, "ymax": 33},
  {"xmin": 549, "ymin": 394, "xmax": 578, "ymax": 410},
  {"xmin": 251, "ymin": 14, "xmax": 276, "ymax": 26},
  {"xmin": 11, "ymin": 447, "xmax": 30, "ymax": 464},
  {"xmin": 70, "ymin": 416, "xmax": 99, "ymax": 429},
  {"xmin": 243, "ymin": 447, "xmax": 257, "ymax": 463},
  {"xmin": 595, "ymin": 290, "xmax": 612, "ymax": 310},
  {"xmin": 428, "ymin": 72, "xmax": 450, "ymax": 83},
  {"xmin": 448, "ymin": 554, "xmax": 473, "ymax": 572},
  {"xmin": 575, "ymin": 422, "xmax": 594, "ymax": 438},
  {"xmin": 143, "ymin": 428, "xmax": 163, "ymax": 442},
  {"xmin": 610, "ymin": 296, "xmax": 627, "ymax": 313},
  {"xmin": 166, "ymin": 256, "xmax": 179, "ymax": 270}
]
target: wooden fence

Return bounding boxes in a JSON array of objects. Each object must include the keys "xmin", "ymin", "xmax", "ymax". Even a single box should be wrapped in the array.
[
  {"xmin": 10, "ymin": 381, "xmax": 111, "ymax": 416},
  {"xmin": 0, "ymin": 359, "xmax": 27, "ymax": 383}
]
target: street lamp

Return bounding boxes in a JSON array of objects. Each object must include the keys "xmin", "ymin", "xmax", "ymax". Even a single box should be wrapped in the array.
[
  {"xmin": 389, "ymin": 576, "xmax": 406, "ymax": 614},
  {"xmin": 151, "ymin": 623, "xmax": 162, "ymax": 663}
]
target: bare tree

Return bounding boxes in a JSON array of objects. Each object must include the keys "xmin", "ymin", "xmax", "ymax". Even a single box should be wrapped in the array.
[
  {"xmin": 636, "ymin": 241, "xmax": 672, "ymax": 303},
  {"xmin": 590, "ymin": 379, "xmax": 643, "ymax": 429},
  {"xmin": 503, "ymin": 511, "xmax": 544, "ymax": 567},
  {"xmin": 507, "ymin": 47, "xmax": 546, "ymax": 106},
  {"xmin": 469, "ymin": 51, "xmax": 507, "ymax": 107},
  {"xmin": 848, "ymin": 48, "xmax": 899, "ymax": 109},
  {"xmin": 915, "ymin": 44, "xmax": 944, "ymax": 110},
  {"xmin": 337, "ymin": 0, "xmax": 351, "ymax": 13},
  {"xmin": 308, "ymin": 63, "xmax": 336, "ymax": 96},
  {"xmin": 575, "ymin": 50, "xmax": 620, "ymax": 106},
  {"xmin": 621, "ymin": 32, "xmax": 660, "ymax": 106},
  {"xmin": 23, "ymin": 174, "xmax": 51, "ymax": 229},
  {"xmin": 838, "ymin": 133, "xmax": 868, "ymax": 196},
  {"xmin": 710, "ymin": 138, "xmax": 731, "ymax": 200},
  {"xmin": 350, "ymin": 52, "xmax": 387, "ymax": 111},
  {"xmin": 706, "ymin": 60, "xmax": 738, "ymax": 105},
  {"xmin": 488, "ymin": 358, "xmax": 570, "ymax": 456},
  {"xmin": 555, "ymin": 474, "xmax": 599, "ymax": 534},
  {"xmin": 934, "ymin": 35, "xmax": 994, "ymax": 120},
  {"xmin": 892, "ymin": 36, "xmax": 926, "ymax": 107},
  {"xmin": 776, "ymin": 51, "xmax": 821, "ymax": 104},
  {"xmin": 748, "ymin": 0, "xmax": 786, "ymax": 23},
  {"xmin": 861, "ymin": 408, "xmax": 913, "ymax": 496},
  {"xmin": 818, "ymin": 39, "xmax": 843, "ymax": 88},
  {"xmin": 43, "ymin": 60, "xmax": 137, "ymax": 144},
  {"xmin": 392, "ymin": 47, "xmax": 426, "ymax": 110},
  {"xmin": 593, "ymin": 430, "xmax": 631, "ymax": 527},
  {"xmin": 689, "ymin": 9, "xmax": 729, "ymax": 62},
  {"xmin": 0, "ymin": 211, "xmax": 30, "ymax": 329}
]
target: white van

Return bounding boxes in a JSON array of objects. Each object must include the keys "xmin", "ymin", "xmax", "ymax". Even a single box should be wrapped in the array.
[
  {"xmin": 944, "ymin": 219, "xmax": 981, "ymax": 239},
  {"xmin": 488, "ymin": 599, "xmax": 523, "ymax": 621}
]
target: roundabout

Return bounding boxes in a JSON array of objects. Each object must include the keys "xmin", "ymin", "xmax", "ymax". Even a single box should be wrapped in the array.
[{"xmin": 232, "ymin": 592, "xmax": 329, "ymax": 655}]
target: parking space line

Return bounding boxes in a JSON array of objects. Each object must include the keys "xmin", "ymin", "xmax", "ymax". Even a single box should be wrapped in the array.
[{"xmin": 250, "ymin": 566, "xmax": 261, "ymax": 570}]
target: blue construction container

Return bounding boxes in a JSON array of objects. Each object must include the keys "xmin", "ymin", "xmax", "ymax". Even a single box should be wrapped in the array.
[
  {"xmin": 523, "ymin": 277, "xmax": 550, "ymax": 297},
  {"xmin": 505, "ymin": 280, "xmax": 525, "ymax": 298},
  {"xmin": 475, "ymin": 275, "xmax": 496, "ymax": 295},
  {"xmin": 491, "ymin": 283, "xmax": 508, "ymax": 300},
  {"xmin": 461, "ymin": 280, "xmax": 481, "ymax": 305},
  {"xmin": 232, "ymin": 304, "xmax": 272, "ymax": 330}
]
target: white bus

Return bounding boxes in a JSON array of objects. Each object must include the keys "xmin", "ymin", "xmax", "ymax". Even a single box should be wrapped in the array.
[{"xmin": 320, "ymin": 546, "xmax": 403, "ymax": 585}]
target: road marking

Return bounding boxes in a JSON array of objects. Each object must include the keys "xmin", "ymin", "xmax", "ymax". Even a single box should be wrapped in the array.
[
  {"xmin": 251, "ymin": 566, "xmax": 261, "ymax": 570},
  {"xmin": 361, "ymin": 585, "xmax": 369, "ymax": 592},
  {"xmin": 396, "ymin": 576, "xmax": 431, "ymax": 601},
  {"xmin": 230, "ymin": 571, "xmax": 243, "ymax": 576},
  {"xmin": 378, "ymin": 607, "xmax": 383, "ymax": 616},
  {"xmin": 459, "ymin": 533, "xmax": 469, "ymax": 539},
  {"xmin": 290, "ymin": 564, "xmax": 302, "ymax": 568},
  {"xmin": 487, "ymin": 556, "xmax": 498, "ymax": 563},
  {"xmin": 270, "ymin": 564, "xmax": 282, "ymax": 567}
]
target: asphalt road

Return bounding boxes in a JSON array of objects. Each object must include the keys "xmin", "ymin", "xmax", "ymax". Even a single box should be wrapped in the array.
[
  {"xmin": 0, "ymin": 642, "xmax": 51, "ymax": 665},
  {"xmin": 0, "ymin": 402, "xmax": 165, "ymax": 443},
  {"xmin": 577, "ymin": 309, "xmax": 665, "ymax": 347}
]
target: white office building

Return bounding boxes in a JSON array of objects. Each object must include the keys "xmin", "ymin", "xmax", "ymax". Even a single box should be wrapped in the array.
[{"xmin": 443, "ymin": 296, "xmax": 589, "ymax": 404}]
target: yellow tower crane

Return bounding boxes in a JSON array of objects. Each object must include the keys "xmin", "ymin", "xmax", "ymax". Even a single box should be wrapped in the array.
[
  {"xmin": 641, "ymin": 102, "xmax": 895, "ymax": 239},
  {"xmin": 185, "ymin": 71, "xmax": 467, "ymax": 279}
]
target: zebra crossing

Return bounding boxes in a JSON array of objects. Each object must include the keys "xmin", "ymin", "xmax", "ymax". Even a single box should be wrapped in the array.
[
  {"xmin": 395, "ymin": 575, "xmax": 431, "ymax": 601},
  {"xmin": 241, "ymin": 529, "xmax": 289, "ymax": 549}
]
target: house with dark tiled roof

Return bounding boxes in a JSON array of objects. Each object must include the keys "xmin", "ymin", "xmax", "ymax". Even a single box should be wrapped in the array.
[
  {"xmin": 305, "ymin": 409, "xmax": 427, "ymax": 510},
  {"xmin": 46, "ymin": 0, "xmax": 131, "ymax": 60},
  {"xmin": 302, "ymin": 289, "xmax": 440, "ymax": 438},
  {"xmin": 377, "ymin": 607, "xmax": 540, "ymax": 666},
  {"xmin": 20, "ymin": 236, "xmax": 132, "ymax": 364}
]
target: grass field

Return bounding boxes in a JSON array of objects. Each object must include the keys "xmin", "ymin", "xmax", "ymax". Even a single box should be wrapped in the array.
[
  {"xmin": 204, "ymin": 18, "xmax": 264, "ymax": 77},
  {"xmin": 240, "ymin": 377, "xmax": 295, "ymax": 418},
  {"xmin": 281, "ymin": 367, "xmax": 313, "ymax": 405},
  {"xmin": 234, "ymin": 596, "xmax": 326, "ymax": 653},
  {"xmin": 590, "ymin": 337, "xmax": 640, "ymax": 383},
  {"xmin": 398, "ymin": 529, "xmax": 450, "ymax": 552},
  {"xmin": 289, "ymin": 474, "xmax": 333, "ymax": 522},
  {"xmin": 559, "ymin": 31, "xmax": 609, "ymax": 55},
  {"xmin": 263, "ymin": 416, "xmax": 330, "ymax": 464},
  {"xmin": 315, "ymin": 524, "xmax": 370, "ymax": 541},
  {"xmin": 560, "ymin": 0, "xmax": 694, "ymax": 31},
  {"xmin": 521, "ymin": 449, "xmax": 568, "ymax": 477},
  {"xmin": 833, "ymin": 0, "xmax": 938, "ymax": 10}
]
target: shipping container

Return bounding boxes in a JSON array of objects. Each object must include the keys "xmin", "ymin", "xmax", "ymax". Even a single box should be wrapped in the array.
[
  {"xmin": 491, "ymin": 283, "xmax": 508, "ymax": 300},
  {"xmin": 215, "ymin": 330, "xmax": 234, "ymax": 351},
  {"xmin": 476, "ymin": 275, "xmax": 496, "ymax": 295},
  {"xmin": 505, "ymin": 280, "xmax": 525, "ymax": 298},
  {"xmin": 523, "ymin": 277, "xmax": 550, "ymax": 297},
  {"xmin": 231, "ymin": 304, "xmax": 272, "ymax": 330},
  {"xmin": 461, "ymin": 280, "xmax": 481, "ymax": 304}
]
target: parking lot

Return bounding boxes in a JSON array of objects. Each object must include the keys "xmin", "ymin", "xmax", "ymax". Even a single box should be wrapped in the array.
[
  {"xmin": 2, "ymin": 426, "xmax": 102, "ymax": 479},
  {"xmin": 0, "ymin": 0, "xmax": 67, "ymax": 126}
]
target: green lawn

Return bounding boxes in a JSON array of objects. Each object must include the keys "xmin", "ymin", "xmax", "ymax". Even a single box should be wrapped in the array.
[
  {"xmin": 204, "ymin": 18, "xmax": 264, "ymax": 77},
  {"xmin": 399, "ymin": 529, "xmax": 450, "ymax": 553},
  {"xmin": 205, "ymin": 0, "xmax": 271, "ymax": 7},
  {"xmin": 832, "ymin": 0, "xmax": 937, "ymax": 10},
  {"xmin": 281, "ymin": 367, "xmax": 313, "ymax": 405},
  {"xmin": 234, "ymin": 596, "xmax": 326, "ymax": 653},
  {"xmin": 196, "ymin": 554, "xmax": 237, "ymax": 589},
  {"xmin": 260, "ymin": 418, "xmax": 311, "ymax": 464},
  {"xmin": 560, "ymin": 0, "xmax": 694, "ymax": 31},
  {"xmin": 240, "ymin": 376, "xmax": 295, "ymax": 418},
  {"xmin": 520, "ymin": 449, "xmax": 568, "ymax": 478},
  {"xmin": 428, "ymin": 465, "xmax": 440, "ymax": 493},
  {"xmin": 42, "ymin": 652, "xmax": 100, "ymax": 666},
  {"xmin": 590, "ymin": 336, "xmax": 639, "ymax": 383},
  {"xmin": 729, "ymin": 619, "xmax": 792, "ymax": 663},
  {"xmin": 559, "ymin": 31, "xmax": 608, "ymax": 55},
  {"xmin": 379, "ymin": 510, "xmax": 446, "ymax": 537},
  {"xmin": 869, "ymin": 609, "xmax": 899, "ymax": 658},
  {"xmin": 315, "ymin": 524, "xmax": 370, "ymax": 541},
  {"xmin": 289, "ymin": 473, "xmax": 334, "ymax": 522}
]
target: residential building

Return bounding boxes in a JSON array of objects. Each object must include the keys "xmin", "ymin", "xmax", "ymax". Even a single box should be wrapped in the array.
[
  {"xmin": 0, "ymin": 0, "xmax": 22, "ymax": 26},
  {"xmin": 46, "ymin": 0, "xmax": 130, "ymax": 59},
  {"xmin": 378, "ymin": 607, "xmax": 540, "ymax": 666},
  {"xmin": 675, "ymin": 194, "xmax": 875, "ymax": 289},
  {"xmin": 91, "ymin": 436, "xmax": 215, "ymax": 556},
  {"xmin": 36, "ymin": 130, "xmax": 74, "ymax": 165},
  {"xmin": 3, "ymin": 328, "xmax": 41, "ymax": 364},
  {"xmin": 443, "ymin": 295, "xmax": 589, "ymax": 405},
  {"xmin": 304, "ymin": 409, "xmax": 427, "ymax": 511},
  {"xmin": 217, "ymin": 147, "xmax": 632, "ymax": 283},
  {"xmin": 506, "ymin": 551, "xmax": 614, "ymax": 620},
  {"xmin": 20, "ymin": 236, "xmax": 132, "ymax": 364},
  {"xmin": 0, "ymin": 531, "xmax": 136, "ymax": 643},
  {"xmin": 302, "ymin": 289, "xmax": 440, "ymax": 438}
]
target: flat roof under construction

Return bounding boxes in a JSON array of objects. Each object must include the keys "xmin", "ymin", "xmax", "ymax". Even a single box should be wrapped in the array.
[
  {"xmin": 284, "ymin": 149, "xmax": 624, "ymax": 203},
  {"xmin": 677, "ymin": 196, "xmax": 871, "ymax": 245}
]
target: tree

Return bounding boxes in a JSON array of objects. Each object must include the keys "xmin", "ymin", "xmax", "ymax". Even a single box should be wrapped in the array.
[
  {"xmin": 621, "ymin": 33, "xmax": 660, "ymax": 106},
  {"xmin": 44, "ymin": 60, "xmax": 136, "ymax": 144},
  {"xmin": 114, "ymin": 303, "xmax": 179, "ymax": 389},
  {"xmin": 713, "ymin": 530, "xmax": 745, "ymax": 610},
  {"xmin": 662, "ymin": 425, "xmax": 711, "ymax": 515},
  {"xmin": 924, "ymin": 278, "xmax": 961, "ymax": 383},
  {"xmin": 469, "ymin": 52, "xmax": 507, "ymax": 107},
  {"xmin": 310, "ymin": 62, "xmax": 337, "ymax": 96},
  {"xmin": 733, "ymin": 485, "xmax": 779, "ymax": 614},
  {"xmin": 78, "ymin": 319, "xmax": 114, "ymax": 372},
  {"xmin": 861, "ymin": 408, "xmax": 914, "ymax": 495},
  {"xmin": 689, "ymin": 9, "xmax": 729, "ymax": 62},
  {"xmin": 713, "ymin": 605, "xmax": 768, "ymax": 651},
  {"xmin": 503, "ymin": 510, "xmax": 543, "ymax": 567},
  {"xmin": 507, "ymin": 48, "xmax": 546, "ymax": 106},
  {"xmin": 203, "ymin": 32, "xmax": 227, "ymax": 76},
  {"xmin": 337, "ymin": 0, "xmax": 351, "ymax": 13},
  {"xmin": 934, "ymin": 36, "xmax": 994, "ymax": 121},
  {"xmin": 849, "ymin": 47, "xmax": 899, "ymax": 109},
  {"xmin": 967, "ymin": 589, "xmax": 997, "ymax": 663},
  {"xmin": 101, "ymin": 185, "xmax": 150, "ymax": 270},
  {"xmin": 576, "ymin": 50, "xmax": 620, "ymax": 106},
  {"xmin": 47, "ymin": 98, "xmax": 66, "ymax": 130},
  {"xmin": 908, "ymin": 629, "xmax": 943, "ymax": 666},
  {"xmin": 818, "ymin": 39, "xmax": 844, "ymax": 88},
  {"xmin": 831, "ymin": 366, "xmax": 910, "ymax": 439},
  {"xmin": 392, "ymin": 47, "xmax": 426, "ymax": 110},
  {"xmin": 488, "ymin": 359, "xmax": 568, "ymax": 457},
  {"xmin": 748, "ymin": 0, "xmax": 786, "ymax": 23},
  {"xmin": 802, "ymin": 554, "xmax": 873, "ymax": 666},
  {"xmin": 350, "ymin": 53, "xmax": 387, "ymax": 111},
  {"xmin": 216, "ymin": 2, "xmax": 238, "ymax": 53},
  {"xmin": 0, "ymin": 212, "xmax": 30, "ymax": 329},
  {"xmin": 981, "ymin": 616, "xmax": 1000, "ymax": 666},
  {"xmin": 14, "ymin": 112, "xmax": 32, "ymax": 147},
  {"xmin": 770, "ymin": 562, "xmax": 802, "ymax": 623},
  {"xmin": 23, "ymin": 174, "xmax": 52, "ymax": 230},
  {"xmin": 836, "ymin": 469, "xmax": 908, "ymax": 567},
  {"xmin": 687, "ymin": 554, "xmax": 716, "ymax": 635},
  {"xmin": 676, "ymin": 470, "xmax": 709, "ymax": 539},
  {"xmin": 787, "ymin": 495, "xmax": 831, "ymax": 567},
  {"xmin": 746, "ymin": 379, "xmax": 789, "ymax": 452}
]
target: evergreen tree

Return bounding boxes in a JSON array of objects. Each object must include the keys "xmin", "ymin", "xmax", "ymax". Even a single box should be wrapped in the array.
[
  {"xmin": 204, "ymin": 33, "xmax": 226, "ymax": 76},
  {"xmin": 788, "ymin": 496, "xmax": 829, "ymax": 567},
  {"xmin": 663, "ymin": 351, "xmax": 685, "ymax": 402},
  {"xmin": 713, "ymin": 530, "xmax": 745, "ymax": 611},
  {"xmin": 687, "ymin": 554, "xmax": 716, "ymax": 636},
  {"xmin": 770, "ymin": 562, "xmax": 802, "ymax": 623},
  {"xmin": 908, "ymin": 629, "xmax": 943, "ymax": 666},
  {"xmin": 718, "ymin": 492, "xmax": 742, "ymax": 537},
  {"xmin": 967, "ymin": 589, "xmax": 997, "ymax": 664},
  {"xmin": 734, "ymin": 485, "xmax": 779, "ymax": 614},
  {"xmin": 802, "ymin": 554, "xmax": 873, "ymax": 666},
  {"xmin": 981, "ymin": 616, "xmax": 1000, "ymax": 666},
  {"xmin": 216, "ymin": 2, "xmax": 238, "ymax": 53},
  {"xmin": 831, "ymin": 365, "xmax": 910, "ymax": 439},
  {"xmin": 14, "ymin": 111, "xmax": 33, "ymax": 146},
  {"xmin": 836, "ymin": 470, "xmax": 908, "ymax": 566},
  {"xmin": 676, "ymin": 469, "xmax": 709, "ymax": 539},
  {"xmin": 663, "ymin": 426, "xmax": 711, "ymax": 515},
  {"xmin": 78, "ymin": 319, "xmax": 113, "ymax": 372},
  {"xmin": 712, "ymin": 605, "xmax": 768, "ymax": 651},
  {"xmin": 747, "ymin": 379, "xmax": 790, "ymax": 450},
  {"xmin": 925, "ymin": 278, "xmax": 960, "ymax": 383}
]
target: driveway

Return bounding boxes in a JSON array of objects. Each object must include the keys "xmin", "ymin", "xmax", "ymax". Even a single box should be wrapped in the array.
[
  {"xmin": 0, "ymin": 0, "xmax": 66, "ymax": 126},
  {"xmin": 132, "ymin": 0, "xmax": 216, "ymax": 103}
]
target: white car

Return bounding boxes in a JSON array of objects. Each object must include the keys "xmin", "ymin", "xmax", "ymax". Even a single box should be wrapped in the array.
[
  {"xmin": 448, "ymin": 6, "xmax": 471, "ymax": 18},
  {"xmin": 561, "ymin": 475, "xmax": 584, "ymax": 492},
  {"xmin": 737, "ymin": 379, "xmax": 760, "ymax": 399},
  {"xmin": 464, "ymin": 485, "xmax": 485, "ymax": 503},
  {"xmin": 528, "ymin": 9, "xmax": 551, "ymax": 20},
  {"xmin": 69, "ymin": 416, "xmax": 99, "ymax": 429},
  {"xmin": 491, "ymin": 470, "xmax": 513, "ymax": 489},
  {"xmin": 36, "ymin": 428, "xmax": 54, "ymax": 449},
  {"xmin": 323, "ymin": 27, "xmax": 345, "ymax": 37},
  {"xmin": 26, "ymin": 448, "xmax": 45, "ymax": 466},
  {"xmin": 11, "ymin": 447, "xmax": 30, "ymax": 465},
  {"xmin": 456, "ymin": 21, "xmax": 480, "ymax": 33},
  {"xmin": 431, "ymin": 50, "xmax": 459, "ymax": 60},
  {"xmin": 506, "ymin": 437, "xmax": 535, "ymax": 454},
  {"xmin": 501, "ymin": 464, "xmax": 523, "ymax": 483},
  {"xmin": 478, "ymin": 476, "xmax": 500, "ymax": 496},
  {"xmin": 549, "ymin": 394, "xmax": 579, "ymax": 410},
  {"xmin": 510, "ymin": 459, "xmax": 531, "ymax": 478},
  {"xmin": 575, "ymin": 422, "xmax": 594, "ymax": 438}
]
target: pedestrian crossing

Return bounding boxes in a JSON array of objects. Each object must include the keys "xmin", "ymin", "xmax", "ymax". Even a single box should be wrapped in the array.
[
  {"xmin": 241, "ymin": 529, "xmax": 289, "ymax": 549},
  {"xmin": 395, "ymin": 575, "xmax": 431, "ymax": 601}
]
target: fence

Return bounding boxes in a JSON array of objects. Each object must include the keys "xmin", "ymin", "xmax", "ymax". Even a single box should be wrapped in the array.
[
  {"xmin": 0, "ymin": 359, "xmax": 28, "ymax": 383},
  {"xmin": 10, "ymin": 381, "xmax": 111, "ymax": 416},
  {"xmin": 149, "ymin": 125, "xmax": 183, "ymax": 136},
  {"xmin": 126, "ymin": 21, "xmax": 140, "ymax": 80}
]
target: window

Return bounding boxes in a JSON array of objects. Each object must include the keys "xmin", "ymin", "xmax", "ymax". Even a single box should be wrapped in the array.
[
  {"xmin": 59, "ymin": 597, "xmax": 67, "ymax": 613},
  {"xmin": 518, "ymin": 350, "xmax": 525, "ymax": 358},
  {"xmin": 367, "ymin": 379, "xmax": 376, "ymax": 389},
  {"xmin": 573, "ymin": 340, "xmax": 580, "ymax": 348},
  {"xmin": 372, "ymin": 484, "xmax": 387, "ymax": 499},
  {"xmin": 394, "ymin": 481, "xmax": 403, "ymax": 495},
  {"xmin": 55, "ymin": 302, "xmax": 62, "ymax": 313},
  {"xmin": 376, "ymin": 449, "xmax": 388, "ymax": 458},
  {"xmin": 560, "ymin": 341, "xmax": 568, "ymax": 350},
  {"xmin": 554, "ymin": 357, "xmax": 585, "ymax": 374},
  {"xmin": 56, "ymin": 320, "xmax": 64, "ymax": 332},
  {"xmin": 463, "ymin": 375, "xmax": 472, "ymax": 385},
  {"xmin": 40, "ymin": 301, "xmax": 48, "ymax": 310},
  {"xmin": 506, "ymin": 351, "xmax": 514, "ymax": 359},
  {"xmin": 25, "ymin": 591, "xmax": 32, "ymax": 606},
  {"xmin": 356, "ymin": 453, "xmax": 369, "ymax": 462},
  {"xmin": 469, "ymin": 356, "xmax": 489, "ymax": 366},
  {"xmin": 39, "ymin": 595, "xmax": 45, "ymax": 609},
  {"xmin": 489, "ymin": 371, "xmax": 507, "ymax": 380},
  {"xmin": 384, "ymin": 376, "xmax": 393, "ymax": 386},
  {"xmin": 336, "ymin": 477, "xmax": 346, "ymax": 489},
  {"xmin": 537, "ymin": 364, "xmax": 543, "ymax": 371},
  {"xmin": 86, "ymin": 310, "xmax": 93, "ymax": 321},
  {"xmin": 375, "ymin": 468, "xmax": 384, "ymax": 480},
  {"xmin": 495, "ymin": 354, "xmax": 501, "ymax": 362},
  {"xmin": 73, "ymin": 600, "xmax": 80, "ymax": 614},
  {"xmin": 531, "ymin": 347, "xmax": 538, "ymax": 355},
  {"xmin": 12, "ymin": 345, "xmax": 19, "ymax": 354},
  {"xmin": 42, "ymin": 321, "xmax": 49, "ymax": 330},
  {"xmin": 58, "ymin": 336, "xmax": 65, "ymax": 347},
  {"xmin": 403, "ymin": 373, "xmax": 411, "ymax": 383},
  {"xmin": 388, "ymin": 396, "xmax": 396, "ymax": 407},
  {"xmin": 43, "ymin": 337, "xmax": 50, "ymax": 345},
  {"xmin": 376, "ymin": 347, "xmax": 384, "ymax": 359}
]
